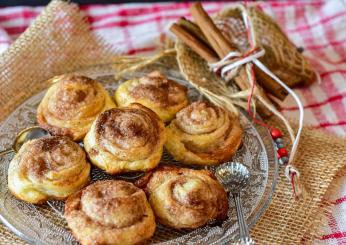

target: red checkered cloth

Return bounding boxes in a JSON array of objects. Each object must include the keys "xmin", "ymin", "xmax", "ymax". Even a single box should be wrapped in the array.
[{"xmin": 0, "ymin": 1, "xmax": 345, "ymax": 243}]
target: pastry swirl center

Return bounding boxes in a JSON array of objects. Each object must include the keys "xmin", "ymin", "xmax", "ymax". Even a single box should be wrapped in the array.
[
  {"xmin": 96, "ymin": 108, "xmax": 158, "ymax": 150},
  {"xmin": 21, "ymin": 137, "xmax": 85, "ymax": 181},
  {"xmin": 172, "ymin": 177, "xmax": 210, "ymax": 208},
  {"xmin": 80, "ymin": 181, "xmax": 146, "ymax": 228},
  {"xmin": 47, "ymin": 76, "xmax": 104, "ymax": 120},
  {"xmin": 129, "ymin": 71, "xmax": 187, "ymax": 107},
  {"xmin": 176, "ymin": 101, "xmax": 226, "ymax": 135}
]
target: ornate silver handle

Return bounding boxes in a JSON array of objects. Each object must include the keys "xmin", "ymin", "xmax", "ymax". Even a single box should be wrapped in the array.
[
  {"xmin": 0, "ymin": 148, "xmax": 14, "ymax": 157},
  {"xmin": 233, "ymin": 192, "xmax": 254, "ymax": 245}
]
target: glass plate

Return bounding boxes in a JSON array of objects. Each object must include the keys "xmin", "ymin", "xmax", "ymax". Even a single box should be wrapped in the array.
[{"xmin": 0, "ymin": 64, "xmax": 278, "ymax": 244}]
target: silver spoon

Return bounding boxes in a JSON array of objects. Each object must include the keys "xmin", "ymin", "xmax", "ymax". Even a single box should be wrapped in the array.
[
  {"xmin": 215, "ymin": 162, "xmax": 254, "ymax": 245},
  {"xmin": 0, "ymin": 126, "xmax": 50, "ymax": 157}
]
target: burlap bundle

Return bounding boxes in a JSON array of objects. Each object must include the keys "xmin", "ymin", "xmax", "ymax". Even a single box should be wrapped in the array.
[
  {"xmin": 0, "ymin": 1, "xmax": 345, "ymax": 244},
  {"xmin": 216, "ymin": 5, "xmax": 316, "ymax": 93},
  {"xmin": 176, "ymin": 4, "xmax": 316, "ymax": 108}
]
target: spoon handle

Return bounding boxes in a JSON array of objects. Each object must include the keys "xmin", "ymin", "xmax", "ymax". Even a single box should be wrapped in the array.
[
  {"xmin": 0, "ymin": 148, "xmax": 14, "ymax": 157},
  {"xmin": 233, "ymin": 193, "xmax": 254, "ymax": 245}
]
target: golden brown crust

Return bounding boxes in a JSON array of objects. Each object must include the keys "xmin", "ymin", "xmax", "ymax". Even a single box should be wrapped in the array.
[
  {"xmin": 37, "ymin": 75, "xmax": 116, "ymax": 141},
  {"xmin": 65, "ymin": 180, "xmax": 156, "ymax": 245},
  {"xmin": 7, "ymin": 136, "xmax": 90, "ymax": 204},
  {"xmin": 115, "ymin": 71, "xmax": 188, "ymax": 122},
  {"xmin": 165, "ymin": 101, "xmax": 243, "ymax": 165},
  {"xmin": 130, "ymin": 71, "xmax": 187, "ymax": 107},
  {"xmin": 84, "ymin": 103, "xmax": 166, "ymax": 174},
  {"xmin": 135, "ymin": 166, "xmax": 228, "ymax": 229}
]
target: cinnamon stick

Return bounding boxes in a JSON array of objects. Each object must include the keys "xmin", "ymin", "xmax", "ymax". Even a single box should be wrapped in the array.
[
  {"xmin": 169, "ymin": 3, "xmax": 277, "ymax": 116},
  {"xmin": 190, "ymin": 2, "xmax": 275, "ymax": 115},
  {"xmin": 177, "ymin": 17, "xmax": 210, "ymax": 46},
  {"xmin": 170, "ymin": 23, "xmax": 219, "ymax": 63},
  {"xmin": 190, "ymin": 2, "xmax": 236, "ymax": 59}
]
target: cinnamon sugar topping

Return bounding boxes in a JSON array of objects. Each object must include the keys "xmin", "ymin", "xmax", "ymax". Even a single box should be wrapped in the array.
[
  {"xmin": 40, "ymin": 137, "xmax": 62, "ymax": 152},
  {"xmin": 130, "ymin": 71, "xmax": 187, "ymax": 107},
  {"xmin": 95, "ymin": 105, "xmax": 161, "ymax": 150},
  {"xmin": 48, "ymin": 75, "xmax": 103, "ymax": 120}
]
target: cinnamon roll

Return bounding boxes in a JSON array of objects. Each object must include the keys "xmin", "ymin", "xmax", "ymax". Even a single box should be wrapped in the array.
[
  {"xmin": 65, "ymin": 180, "xmax": 156, "ymax": 245},
  {"xmin": 165, "ymin": 101, "xmax": 243, "ymax": 165},
  {"xmin": 136, "ymin": 166, "xmax": 228, "ymax": 229},
  {"xmin": 37, "ymin": 75, "xmax": 116, "ymax": 141},
  {"xmin": 84, "ymin": 103, "xmax": 166, "ymax": 174},
  {"xmin": 8, "ymin": 136, "xmax": 90, "ymax": 204},
  {"xmin": 115, "ymin": 71, "xmax": 188, "ymax": 122}
]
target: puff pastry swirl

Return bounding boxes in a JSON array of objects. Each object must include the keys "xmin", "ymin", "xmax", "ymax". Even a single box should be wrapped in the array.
[
  {"xmin": 8, "ymin": 136, "xmax": 90, "ymax": 204},
  {"xmin": 136, "ymin": 166, "xmax": 228, "ymax": 229},
  {"xmin": 84, "ymin": 103, "xmax": 166, "ymax": 174},
  {"xmin": 37, "ymin": 75, "xmax": 116, "ymax": 141},
  {"xmin": 165, "ymin": 101, "xmax": 243, "ymax": 165},
  {"xmin": 65, "ymin": 180, "xmax": 156, "ymax": 245},
  {"xmin": 115, "ymin": 71, "xmax": 188, "ymax": 122}
]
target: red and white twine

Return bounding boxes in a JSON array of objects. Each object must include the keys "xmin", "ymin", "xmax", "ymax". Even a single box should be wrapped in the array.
[{"xmin": 209, "ymin": 4, "xmax": 305, "ymax": 198}]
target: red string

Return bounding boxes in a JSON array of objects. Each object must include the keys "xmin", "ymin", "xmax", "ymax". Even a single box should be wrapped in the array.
[
  {"xmin": 290, "ymin": 171, "xmax": 298, "ymax": 198},
  {"xmin": 246, "ymin": 64, "xmax": 275, "ymax": 130},
  {"xmin": 246, "ymin": 66, "xmax": 298, "ymax": 199},
  {"xmin": 242, "ymin": 1, "xmax": 299, "ymax": 199},
  {"xmin": 241, "ymin": 47, "xmax": 259, "ymax": 58},
  {"xmin": 243, "ymin": 4, "xmax": 274, "ymax": 130}
]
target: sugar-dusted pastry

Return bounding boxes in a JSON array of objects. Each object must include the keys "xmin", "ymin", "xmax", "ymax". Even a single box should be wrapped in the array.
[
  {"xmin": 65, "ymin": 180, "xmax": 156, "ymax": 245},
  {"xmin": 115, "ymin": 71, "xmax": 188, "ymax": 122},
  {"xmin": 37, "ymin": 75, "xmax": 116, "ymax": 141},
  {"xmin": 84, "ymin": 103, "xmax": 166, "ymax": 174},
  {"xmin": 136, "ymin": 166, "xmax": 228, "ymax": 229},
  {"xmin": 8, "ymin": 136, "xmax": 90, "ymax": 204},
  {"xmin": 165, "ymin": 101, "xmax": 243, "ymax": 165}
]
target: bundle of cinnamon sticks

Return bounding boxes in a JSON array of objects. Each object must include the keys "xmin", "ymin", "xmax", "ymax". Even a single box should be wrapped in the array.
[
  {"xmin": 171, "ymin": 3, "xmax": 237, "ymax": 63},
  {"xmin": 170, "ymin": 2, "xmax": 286, "ymax": 117}
]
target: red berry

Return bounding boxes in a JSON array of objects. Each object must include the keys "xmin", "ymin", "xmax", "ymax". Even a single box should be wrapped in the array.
[
  {"xmin": 271, "ymin": 128, "xmax": 282, "ymax": 139},
  {"xmin": 276, "ymin": 153, "xmax": 281, "ymax": 159},
  {"xmin": 277, "ymin": 148, "xmax": 288, "ymax": 157}
]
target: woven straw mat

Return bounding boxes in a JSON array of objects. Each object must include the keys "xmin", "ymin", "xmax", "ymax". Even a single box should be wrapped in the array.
[{"xmin": 0, "ymin": 1, "xmax": 345, "ymax": 244}]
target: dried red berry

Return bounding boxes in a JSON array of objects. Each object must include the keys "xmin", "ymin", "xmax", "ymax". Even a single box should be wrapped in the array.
[
  {"xmin": 277, "ymin": 148, "xmax": 288, "ymax": 157},
  {"xmin": 271, "ymin": 128, "xmax": 283, "ymax": 139}
]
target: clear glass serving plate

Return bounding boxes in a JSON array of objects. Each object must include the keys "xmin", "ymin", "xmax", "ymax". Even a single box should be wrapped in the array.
[{"xmin": 0, "ymin": 64, "xmax": 278, "ymax": 245}]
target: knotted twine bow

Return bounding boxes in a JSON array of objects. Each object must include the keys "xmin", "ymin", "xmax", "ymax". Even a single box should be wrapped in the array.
[{"xmin": 210, "ymin": 5, "xmax": 304, "ymax": 199}]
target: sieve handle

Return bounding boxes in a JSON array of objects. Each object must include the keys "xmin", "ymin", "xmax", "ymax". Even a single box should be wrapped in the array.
[{"xmin": 233, "ymin": 193, "xmax": 254, "ymax": 245}]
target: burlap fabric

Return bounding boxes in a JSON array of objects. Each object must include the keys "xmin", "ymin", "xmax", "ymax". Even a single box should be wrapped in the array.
[
  {"xmin": 252, "ymin": 121, "xmax": 346, "ymax": 244},
  {"xmin": 0, "ymin": 1, "xmax": 345, "ymax": 244},
  {"xmin": 0, "ymin": 0, "xmax": 116, "ymax": 122}
]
